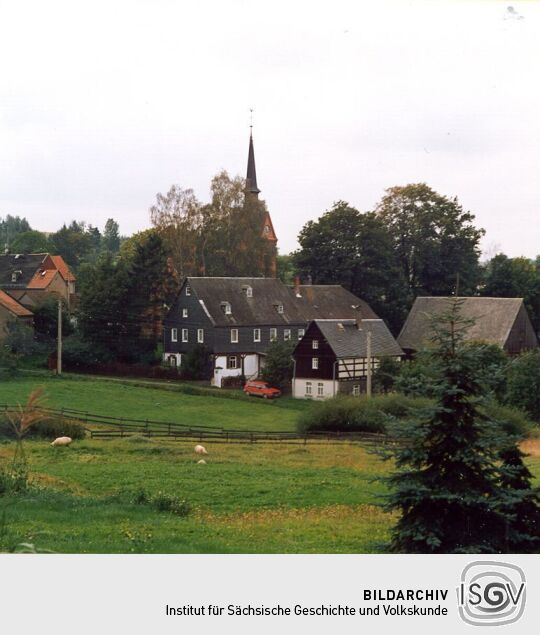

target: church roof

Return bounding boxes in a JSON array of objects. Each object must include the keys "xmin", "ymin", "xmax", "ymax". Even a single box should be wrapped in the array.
[{"xmin": 246, "ymin": 133, "xmax": 260, "ymax": 194}]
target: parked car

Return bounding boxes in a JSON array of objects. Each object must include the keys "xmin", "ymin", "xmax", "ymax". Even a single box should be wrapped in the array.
[{"xmin": 243, "ymin": 380, "xmax": 282, "ymax": 399}]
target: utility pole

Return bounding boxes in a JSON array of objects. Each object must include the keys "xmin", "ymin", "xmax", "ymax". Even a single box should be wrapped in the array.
[
  {"xmin": 366, "ymin": 329, "xmax": 372, "ymax": 398},
  {"xmin": 57, "ymin": 299, "xmax": 62, "ymax": 375}
]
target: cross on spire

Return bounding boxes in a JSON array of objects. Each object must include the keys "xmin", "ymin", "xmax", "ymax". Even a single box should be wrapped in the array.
[{"xmin": 246, "ymin": 109, "xmax": 260, "ymax": 195}]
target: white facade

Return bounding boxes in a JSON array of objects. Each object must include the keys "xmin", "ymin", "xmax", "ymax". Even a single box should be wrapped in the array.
[
  {"xmin": 212, "ymin": 353, "xmax": 260, "ymax": 388},
  {"xmin": 163, "ymin": 352, "xmax": 182, "ymax": 367},
  {"xmin": 293, "ymin": 378, "xmax": 336, "ymax": 400}
]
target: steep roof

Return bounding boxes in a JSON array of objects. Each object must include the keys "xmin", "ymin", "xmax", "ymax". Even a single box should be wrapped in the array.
[
  {"xmin": 0, "ymin": 289, "xmax": 33, "ymax": 317},
  {"xmin": 28, "ymin": 269, "xmax": 59, "ymax": 289},
  {"xmin": 184, "ymin": 278, "xmax": 379, "ymax": 327},
  {"xmin": 50, "ymin": 255, "xmax": 76, "ymax": 282},
  {"xmin": 0, "ymin": 253, "xmax": 48, "ymax": 288},
  {"xmin": 293, "ymin": 285, "xmax": 379, "ymax": 321},
  {"xmin": 398, "ymin": 296, "xmax": 527, "ymax": 351},
  {"xmin": 313, "ymin": 319, "xmax": 403, "ymax": 358},
  {"xmin": 246, "ymin": 132, "xmax": 260, "ymax": 195},
  {"xmin": 187, "ymin": 277, "xmax": 306, "ymax": 326}
]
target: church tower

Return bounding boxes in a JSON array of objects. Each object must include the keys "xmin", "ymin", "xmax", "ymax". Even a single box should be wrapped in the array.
[{"xmin": 245, "ymin": 128, "xmax": 278, "ymax": 277}]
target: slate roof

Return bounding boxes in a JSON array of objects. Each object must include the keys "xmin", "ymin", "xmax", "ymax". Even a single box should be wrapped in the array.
[
  {"xmin": 315, "ymin": 319, "xmax": 404, "ymax": 358},
  {"xmin": 0, "ymin": 289, "xmax": 33, "ymax": 317},
  {"xmin": 187, "ymin": 277, "xmax": 306, "ymax": 326},
  {"xmin": 398, "ymin": 296, "xmax": 527, "ymax": 350},
  {"xmin": 0, "ymin": 253, "xmax": 75, "ymax": 289},
  {"xmin": 185, "ymin": 278, "xmax": 379, "ymax": 327},
  {"xmin": 293, "ymin": 285, "xmax": 379, "ymax": 321},
  {"xmin": 0, "ymin": 254, "xmax": 48, "ymax": 288}
]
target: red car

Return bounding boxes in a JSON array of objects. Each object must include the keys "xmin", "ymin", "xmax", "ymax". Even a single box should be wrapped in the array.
[{"xmin": 243, "ymin": 380, "xmax": 282, "ymax": 399}]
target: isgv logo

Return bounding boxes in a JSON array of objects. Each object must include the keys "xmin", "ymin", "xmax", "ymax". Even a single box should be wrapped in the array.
[{"xmin": 457, "ymin": 561, "xmax": 526, "ymax": 626}]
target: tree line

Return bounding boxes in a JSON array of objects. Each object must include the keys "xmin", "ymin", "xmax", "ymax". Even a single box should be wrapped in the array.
[{"xmin": 3, "ymin": 176, "xmax": 540, "ymax": 366}]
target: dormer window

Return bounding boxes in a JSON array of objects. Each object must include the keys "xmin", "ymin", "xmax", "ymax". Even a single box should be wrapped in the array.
[
  {"xmin": 242, "ymin": 285, "xmax": 253, "ymax": 298},
  {"xmin": 221, "ymin": 301, "xmax": 232, "ymax": 315},
  {"xmin": 11, "ymin": 272, "xmax": 17, "ymax": 282},
  {"xmin": 274, "ymin": 303, "xmax": 284, "ymax": 314}
]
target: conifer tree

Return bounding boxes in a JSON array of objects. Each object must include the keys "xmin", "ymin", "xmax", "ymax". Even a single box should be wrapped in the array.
[
  {"xmin": 384, "ymin": 299, "xmax": 512, "ymax": 553},
  {"xmin": 498, "ymin": 445, "xmax": 540, "ymax": 553}
]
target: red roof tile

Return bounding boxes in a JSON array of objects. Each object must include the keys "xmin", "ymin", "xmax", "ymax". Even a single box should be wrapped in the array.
[{"xmin": 0, "ymin": 290, "xmax": 33, "ymax": 317}]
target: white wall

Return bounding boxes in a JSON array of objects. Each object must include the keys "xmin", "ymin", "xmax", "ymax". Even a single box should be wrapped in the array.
[
  {"xmin": 163, "ymin": 352, "xmax": 181, "ymax": 367},
  {"xmin": 292, "ymin": 378, "xmax": 335, "ymax": 400},
  {"xmin": 212, "ymin": 354, "xmax": 260, "ymax": 388}
]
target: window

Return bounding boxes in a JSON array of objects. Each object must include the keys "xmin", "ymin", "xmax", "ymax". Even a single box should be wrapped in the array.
[
  {"xmin": 230, "ymin": 328, "xmax": 239, "ymax": 343},
  {"xmin": 185, "ymin": 284, "xmax": 191, "ymax": 296},
  {"xmin": 277, "ymin": 304, "xmax": 284, "ymax": 314},
  {"xmin": 306, "ymin": 382, "xmax": 312, "ymax": 396},
  {"xmin": 242, "ymin": 286, "xmax": 253, "ymax": 298},
  {"xmin": 227, "ymin": 355, "xmax": 238, "ymax": 369},
  {"xmin": 221, "ymin": 302, "xmax": 232, "ymax": 315},
  {"xmin": 312, "ymin": 357, "xmax": 319, "ymax": 370},
  {"xmin": 284, "ymin": 329, "xmax": 291, "ymax": 341},
  {"xmin": 168, "ymin": 355, "xmax": 177, "ymax": 367},
  {"xmin": 253, "ymin": 328, "xmax": 261, "ymax": 342},
  {"xmin": 182, "ymin": 308, "xmax": 188, "ymax": 318},
  {"xmin": 182, "ymin": 329, "xmax": 188, "ymax": 343},
  {"xmin": 312, "ymin": 340, "xmax": 319, "ymax": 349},
  {"xmin": 11, "ymin": 272, "xmax": 17, "ymax": 282},
  {"xmin": 353, "ymin": 385, "xmax": 361, "ymax": 396},
  {"xmin": 197, "ymin": 329, "xmax": 204, "ymax": 343},
  {"xmin": 171, "ymin": 328, "xmax": 178, "ymax": 342},
  {"xmin": 270, "ymin": 328, "xmax": 277, "ymax": 341},
  {"xmin": 317, "ymin": 383, "xmax": 324, "ymax": 397},
  {"xmin": 298, "ymin": 329, "xmax": 305, "ymax": 339}
]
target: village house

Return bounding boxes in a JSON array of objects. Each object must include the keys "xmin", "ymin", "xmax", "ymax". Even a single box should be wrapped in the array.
[
  {"xmin": 291, "ymin": 318, "xmax": 403, "ymax": 399},
  {"xmin": 162, "ymin": 277, "xmax": 385, "ymax": 387},
  {"xmin": 0, "ymin": 289, "xmax": 33, "ymax": 341},
  {"xmin": 398, "ymin": 296, "xmax": 538, "ymax": 355},
  {"xmin": 0, "ymin": 252, "xmax": 76, "ymax": 310}
]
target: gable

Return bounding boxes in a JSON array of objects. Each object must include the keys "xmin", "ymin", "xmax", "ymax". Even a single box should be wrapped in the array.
[{"xmin": 398, "ymin": 297, "xmax": 527, "ymax": 351}]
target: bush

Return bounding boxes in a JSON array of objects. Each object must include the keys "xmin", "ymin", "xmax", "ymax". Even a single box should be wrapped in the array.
[
  {"xmin": 296, "ymin": 393, "xmax": 431, "ymax": 434},
  {"xmin": 262, "ymin": 340, "xmax": 295, "ymax": 389},
  {"xmin": 130, "ymin": 488, "xmax": 191, "ymax": 516},
  {"xmin": 0, "ymin": 416, "xmax": 86, "ymax": 440},
  {"xmin": 181, "ymin": 344, "xmax": 212, "ymax": 380},
  {"xmin": 481, "ymin": 403, "xmax": 533, "ymax": 437},
  {"xmin": 373, "ymin": 357, "xmax": 401, "ymax": 394},
  {"xmin": 506, "ymin": 350, "xmax": 540, "ymax": 421}
]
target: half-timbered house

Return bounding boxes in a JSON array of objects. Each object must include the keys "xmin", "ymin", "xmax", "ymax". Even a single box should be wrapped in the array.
[{"xmin": 291, "ymin": 319, "xmax": 403, "ymax": 399}]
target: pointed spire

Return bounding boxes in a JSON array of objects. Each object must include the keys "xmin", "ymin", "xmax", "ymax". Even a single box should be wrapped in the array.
[{"xmin": 246, "ymin": 114, "xmax": 260, "ymax": 196}]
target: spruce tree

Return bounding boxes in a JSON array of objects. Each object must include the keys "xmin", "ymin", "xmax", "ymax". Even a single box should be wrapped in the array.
[
  {"xmin": 498, "ymin": 445, "xmax": 540, "ymax": 553},
  {"xmin": 384, "ymin": 299, "xmax": 511, "ymax": 553}
]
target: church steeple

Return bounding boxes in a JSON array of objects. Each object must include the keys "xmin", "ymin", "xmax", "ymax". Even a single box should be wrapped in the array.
[{"xmin": 246, "ymin": 129, "xmax": 260, "ymax": 196}]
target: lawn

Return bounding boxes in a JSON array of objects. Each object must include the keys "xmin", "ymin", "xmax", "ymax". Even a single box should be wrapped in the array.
[
  {"xmin": 1, "ymin": 437, "xmax": 538, "ymax": 553},
  {"xmin": 0, "ymin": 372, "xmax": 302, "ymax": 432},
  {"xmin": 0, "ymin": 438, "xmax": 394, "ymax": 553}
]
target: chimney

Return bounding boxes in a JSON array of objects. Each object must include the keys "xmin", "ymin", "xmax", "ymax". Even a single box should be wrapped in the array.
[{"xmin": 294, "ymin": 275, "xmax": 301, "ymax": 297}]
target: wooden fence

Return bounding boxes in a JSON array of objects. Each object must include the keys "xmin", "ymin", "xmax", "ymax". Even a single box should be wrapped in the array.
[{"xmin": 0, "ymin": 403, "xmax": 389, "ymax": 445}]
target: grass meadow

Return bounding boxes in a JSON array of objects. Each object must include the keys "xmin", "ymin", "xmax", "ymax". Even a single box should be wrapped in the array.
[{"xmin": 1, "ymin": 373, "xmax": 539, "ymax": 553}]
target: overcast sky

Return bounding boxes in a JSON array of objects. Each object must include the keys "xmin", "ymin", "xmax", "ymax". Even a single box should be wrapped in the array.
[{"xmin": 0, "ymin": 0, "xmax": 538, "ymax": 258}]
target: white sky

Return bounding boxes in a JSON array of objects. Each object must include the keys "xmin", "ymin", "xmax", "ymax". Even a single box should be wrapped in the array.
[{"xmin": 0, "ymin": 0, "xmax": 538, "ymax": 257}]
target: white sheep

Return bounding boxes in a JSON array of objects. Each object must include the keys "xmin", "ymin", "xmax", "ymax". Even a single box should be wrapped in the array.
[
  {"xmin": 51, "ymin": 436, "xmax": 73, "ymax": 447},
  {"xmin": 197, "ymin": 459, "xmax": 207, "ymax": 465},
  {"xmin": 194, "ymin": 444, "xmax": 208, "ymax": 455}
]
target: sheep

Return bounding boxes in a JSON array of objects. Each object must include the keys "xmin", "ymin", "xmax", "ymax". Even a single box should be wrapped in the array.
[
  {"xmin": 194, "ymin": 444, "xmax": 208, "ymax": 455},
  {"xmin": 197, "ymin": 459, "xmax": 207, "ymax": 465},
  {"xmin": 51, "ymin": 436, "xmax": 72, "ymax": 447}
]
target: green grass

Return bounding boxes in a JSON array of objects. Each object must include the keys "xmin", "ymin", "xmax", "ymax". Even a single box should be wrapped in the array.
[
  {"xmin": 0, "ymin": 373, "xmax": 301, "ymax": 432},
  {"xmin": 1, "ymin": 436, "xmax": 538, "ymax": 554},
  {"xmin": 0, "ymin": 438, "xmax": 394, "ymax": 553}
]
